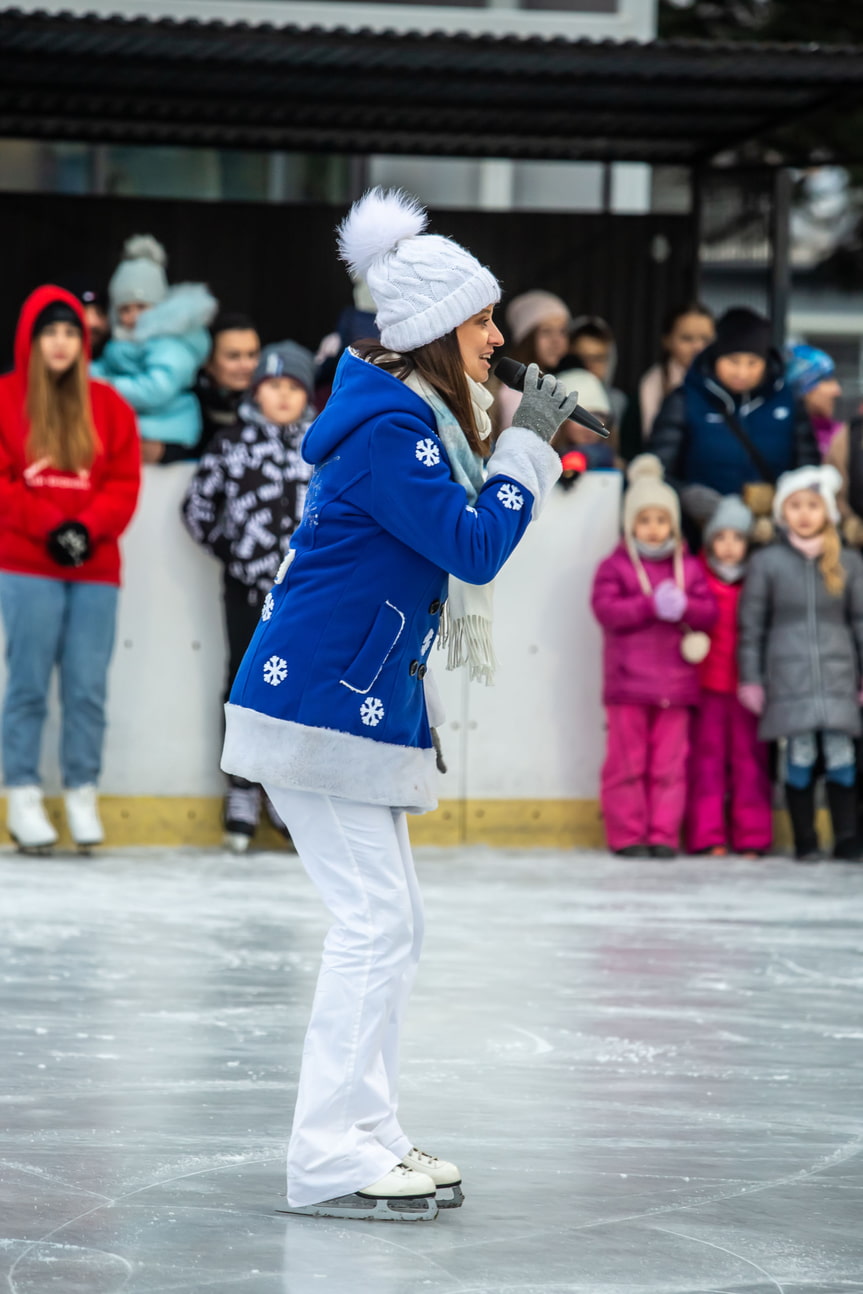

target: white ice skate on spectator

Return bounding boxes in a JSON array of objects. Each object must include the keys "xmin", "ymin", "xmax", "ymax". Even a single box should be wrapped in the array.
[
  {"xmin": 64, "ymin": 785, "xmax": 104, "ymax": 850},
  {"xmin": 7, "ymin": 785, "xmax": 58, "ymax": 854},
  {"xmin": 277, "ymin": 1163, "xmax": 438, "ymax": 1221},
  {"xmin": 402, "ymin": 1147, "xmax": 464, "ymax": 1208}
]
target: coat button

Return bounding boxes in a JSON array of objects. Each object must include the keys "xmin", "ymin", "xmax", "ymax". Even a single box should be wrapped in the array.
[
  {"xmin": 409, "ymin": 660, "xmax": 419, "ymax": 676},
  {"xmin": 429, "ymin": 599, "xmax": 442, "ymax": 614},
  {"xmin": 417, "ymin": 664, "xmax": 427, "ymax": 679}
]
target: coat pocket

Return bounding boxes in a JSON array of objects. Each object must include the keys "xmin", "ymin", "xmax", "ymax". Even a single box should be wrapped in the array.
[{"xmin": 340, "ymin": 601, "xmax": 406, "ymax": 694}]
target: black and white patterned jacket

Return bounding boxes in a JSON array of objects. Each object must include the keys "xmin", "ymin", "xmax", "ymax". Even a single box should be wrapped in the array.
[{"xmin": 181, "ymin": 401, "xmax": 314, "ymax": 591}]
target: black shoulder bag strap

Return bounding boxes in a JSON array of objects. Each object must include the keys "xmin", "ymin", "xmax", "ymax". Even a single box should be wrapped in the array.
[{"xmin": 718, "ymin": 407, "xmax": 777, "ymax": 486}]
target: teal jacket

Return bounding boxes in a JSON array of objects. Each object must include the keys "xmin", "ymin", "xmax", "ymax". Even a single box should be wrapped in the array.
[{"xmin": 93, "ymin": 284, "xmax": 216, "ymax": 447}]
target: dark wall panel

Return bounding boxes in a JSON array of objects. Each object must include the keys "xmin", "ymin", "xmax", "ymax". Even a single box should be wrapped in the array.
[{"xmin": 0, "ymin": 192, "xmax": 694, "ymax": 391}]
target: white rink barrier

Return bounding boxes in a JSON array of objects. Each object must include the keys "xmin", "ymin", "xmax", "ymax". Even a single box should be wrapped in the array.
[{"xmin": 0, "ymin": 465, "xmax": 623, "ymax": 845}]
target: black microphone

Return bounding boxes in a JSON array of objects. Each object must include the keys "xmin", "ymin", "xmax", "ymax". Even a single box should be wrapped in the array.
[{"xmin": 495, "ymin": 357, "xmax": 610, "ymax": 439}]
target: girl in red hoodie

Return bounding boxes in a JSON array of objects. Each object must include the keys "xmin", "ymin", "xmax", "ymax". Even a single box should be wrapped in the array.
[
  {"xmin": 686, "ymin": 495, "xmax": 773, "ymax": 856},
  {"xmin": 0, "ymin": 286, "xmax": 140, "ymax": 852}
]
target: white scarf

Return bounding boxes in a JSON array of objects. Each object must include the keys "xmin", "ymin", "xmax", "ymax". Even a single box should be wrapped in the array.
[{"xmin": 403, "ymin": 369, "xmax": 498, "ymax": 686}]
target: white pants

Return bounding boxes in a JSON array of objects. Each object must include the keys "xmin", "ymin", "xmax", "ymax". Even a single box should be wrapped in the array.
[{"xmin": 264, "ymin": 785, "xmax": 424, "ymax": 1207}]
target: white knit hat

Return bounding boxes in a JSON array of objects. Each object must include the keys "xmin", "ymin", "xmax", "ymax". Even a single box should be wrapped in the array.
[
  {"xmin": 506, "ymin": 290, "xmax": 570, "ymax": 346},
  {"xmin": 555, "ymin": 366, "xmax": 611, "ymax": 416},
  {"xmin": 108, "ymin": 234, "xmax": 169, "ymax": 310},
  {"xmin": 337, "ymin": 188, "xmax": 500, "ymax": 352},
  {"xmin": 623, "ymin": 453, "xmax": 681, "ymax": 540},
  {"xmin": 773, "ymin": 464, "xmax": 842, "ymax": 526}
]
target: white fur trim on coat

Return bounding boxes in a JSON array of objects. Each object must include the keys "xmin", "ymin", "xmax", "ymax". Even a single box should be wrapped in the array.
[
  {"xmin": 222, "ymin": 703, "xmax": 439, "ymax": 814},
  {"xmin": 485, "ymin": 425, "xmax": 562, "ymax": 518}
]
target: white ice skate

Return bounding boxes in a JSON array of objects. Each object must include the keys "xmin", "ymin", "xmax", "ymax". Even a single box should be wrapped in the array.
[
  {"xmin": 277, "ymin": 1163, "xmax": 438, "ymax": 1222},
  {"xmin": 64, "ymin": 785, "xmax": 104, "ymax": 850},
  {"xmin": 402, "ymin": 1147, "xmax": 464, "ymax": 1208},
  {"xmin": 6, "ymin": 786, "xmax": 58, "ymax": 854}
]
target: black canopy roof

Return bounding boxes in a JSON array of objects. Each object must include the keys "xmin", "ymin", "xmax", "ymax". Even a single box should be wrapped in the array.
[{"xmin": 1, "ymin": 7, "xmax": 862, "ymax": 164}]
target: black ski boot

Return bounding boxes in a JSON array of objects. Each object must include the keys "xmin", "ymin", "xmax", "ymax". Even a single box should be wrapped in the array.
[
  {"xmin": 825, "ymin": 781, "xmax": 863, "ymax": 861},
  {"xmin": 784, "ymin": 783, "xmax": 821, "ymax": 862}
]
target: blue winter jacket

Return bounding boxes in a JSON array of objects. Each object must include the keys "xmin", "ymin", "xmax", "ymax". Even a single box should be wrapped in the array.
[
  {"xmin": 651, "ymin": 346, "xmax": 818, "ymax": 498},
  {"xmin": 92, "ymin": 285, "xmax": 217, "ymax": 448},
  {"xmin": 221, "ymin": 349, "xmax": 561, "ymax": 812}
]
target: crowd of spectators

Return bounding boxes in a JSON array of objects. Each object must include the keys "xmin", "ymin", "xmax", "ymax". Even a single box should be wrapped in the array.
[{"xmin": 2, "ymin": 228, "xmax": 863, "ymax": 860}]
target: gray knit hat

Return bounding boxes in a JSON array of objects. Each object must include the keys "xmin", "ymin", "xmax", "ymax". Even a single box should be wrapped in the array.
[
  {"xmin": 252, "ymin": 340, "xmax": 315, "ymax": 397},
  {"xmin": 704, "ymin": 494, "xmax": 754, "ymax": 545},
  {"xmin": 108, "ymin": 235, "xmax": 169, "ymax": 310}
]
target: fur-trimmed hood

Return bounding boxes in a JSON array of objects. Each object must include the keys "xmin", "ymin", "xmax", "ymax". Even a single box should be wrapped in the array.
[{"xmin": 117, "ymin": 283, "xmax": 217, "ymax": 343}]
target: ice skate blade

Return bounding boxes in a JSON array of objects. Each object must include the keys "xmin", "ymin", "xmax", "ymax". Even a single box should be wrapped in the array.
[
  {"xmin": 435, "ymin": 1182, "xmax": 464, "ymax": 1208},
  {"xmin": 277, "ymin": 1191, "xmax": 438, "ymax": 1222},
  {"xmin": 224, "ymin": 831, "xmax": 252, "ymax": 854},
  {"xmin": 14, "ymin": 843, "xmax": 54, "ymax": 857}
]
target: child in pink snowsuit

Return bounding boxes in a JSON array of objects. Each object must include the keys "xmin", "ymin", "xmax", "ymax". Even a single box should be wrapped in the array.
[
  {"xmin": 592, "ymin": 454, "xmax": 717, "ymax": 858},
  {"xmin": 686, "ymin": 495, "xmax": 773, "ymax": 856}
]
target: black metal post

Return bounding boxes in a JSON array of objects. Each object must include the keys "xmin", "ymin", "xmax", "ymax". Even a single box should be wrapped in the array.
[{"xmin": 769, "ymin": 167, "xmax": 792, "ymax": 348}]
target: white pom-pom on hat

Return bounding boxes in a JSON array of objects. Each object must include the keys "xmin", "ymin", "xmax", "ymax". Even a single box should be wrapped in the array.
[
  {"xmin": 627, "ymin": 453, "xmax": 665, "ymax": 485},
  {"xmin": 337, "ymin": 188, "xmax": 427, "ymax": 279},
  {"xmin": 121, "ymin": 234, "xmax": 168, "ymax": 267},
  {"xmin": 336, "ymin": 188, "xmax": 501, "ymax": 351}
]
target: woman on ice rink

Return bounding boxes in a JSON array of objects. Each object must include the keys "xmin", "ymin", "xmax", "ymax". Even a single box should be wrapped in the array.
[{"xmin": 221, "ymin": 189, "xmax": 579, "ymax": 1221}]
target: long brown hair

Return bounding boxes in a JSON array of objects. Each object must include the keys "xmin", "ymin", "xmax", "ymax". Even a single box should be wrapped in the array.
[
  {"xmin": 356, "ymin": 332, "xmax": 485, "ymax": 457},
  {"xmin": 26, "ymin": 343, "xmax": 99, "ymax": 473},
  {"xmin": 820, "ymin": 522, "xmax": 846, "ymax": 598}
]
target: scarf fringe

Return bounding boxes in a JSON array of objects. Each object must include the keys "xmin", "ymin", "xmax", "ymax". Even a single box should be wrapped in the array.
[{"xmin": 438, "ymin": 604, "xmax": 499, "ymax": 686}]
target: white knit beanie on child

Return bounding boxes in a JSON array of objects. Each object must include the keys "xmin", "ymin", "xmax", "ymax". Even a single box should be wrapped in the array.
[
  {"xmin": 773, "ymin": 464, "xmax": 842, "ymax": 527},
  {"xmin": 337, "ymin": 189, "xmax": 500, "ymax": 352},
  {"xmin": 623, "ymin": 453, "xmax": 681, "ymax": 540}
]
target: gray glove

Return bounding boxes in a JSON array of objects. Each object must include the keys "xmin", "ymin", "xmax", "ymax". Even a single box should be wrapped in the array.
[{"xmin": 512, "ymin": 363, "xmax": 581, "ymax": 443}]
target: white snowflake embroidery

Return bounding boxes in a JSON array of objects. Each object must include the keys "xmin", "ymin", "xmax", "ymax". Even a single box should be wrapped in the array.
[
  {"xmin": 261, "ymin": 591, "xmax": 275, "ymax": 622},
  {"xmin": 421, "ymin": 629, "xmax": 435, "ymax": 657},
  {"xmin": 360, "ymin": 697, "xmax": 385, "ymax": 727},
  {"xmin": 415, "ymin": 438, "xmax": 440, "ymax": 468},
  {"xmin": 263, "ymin": 655, "xmax": 288, "ymax": 686},
  {"xmin": 497, "ymin": 482, "xmax": 524, "ymax": 511}
]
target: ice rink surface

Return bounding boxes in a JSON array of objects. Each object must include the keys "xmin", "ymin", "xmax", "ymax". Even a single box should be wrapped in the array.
[{"xmin": 1, "ymin": 846, "xmax": 861, "ymax": 1294}]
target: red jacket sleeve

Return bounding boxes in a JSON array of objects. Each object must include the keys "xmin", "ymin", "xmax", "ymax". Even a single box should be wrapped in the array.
[
  {"xmin": 591, "ymin": 555, "xmax": 657, "ymax": 632},
  {"xmin": 77, "ymin": 387, "xmax": 142, "ymax": 543}
]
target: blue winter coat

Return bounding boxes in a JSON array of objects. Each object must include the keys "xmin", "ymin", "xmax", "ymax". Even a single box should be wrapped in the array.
[
  {"xmin": 651, "ymin": 346, "xmax": 818, "ymax": 498},
  {"xmin": 92, "ymin": 284, "xmax": 217, "ymax": 447},
  {"xmin": 221, "ymin": 349, "xmax": 560, "ymax": 812}
]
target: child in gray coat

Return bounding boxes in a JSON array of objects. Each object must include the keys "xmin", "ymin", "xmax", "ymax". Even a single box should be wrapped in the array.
[{"xmin": 738, "ymin": 465, "xmax": 863, "ymax": 861}]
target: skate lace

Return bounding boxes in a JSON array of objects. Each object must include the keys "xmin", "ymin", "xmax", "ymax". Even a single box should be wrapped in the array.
[
  {"xmin": 225, "ymin": 787, "xmax": 260, "ymax": 828},
  {"xmin": 409, "ymin": 1148, "xmax": 439, "ymax": 1166}
]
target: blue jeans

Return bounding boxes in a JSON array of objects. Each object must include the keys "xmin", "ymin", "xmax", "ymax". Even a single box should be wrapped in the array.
[
  {"xmin": 786, "ymin": 730, "xmax": 856, "ymax": 790},
  {"xmin": 0, "ymin": 572, "xmax": 118, "ymax": 788}
]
